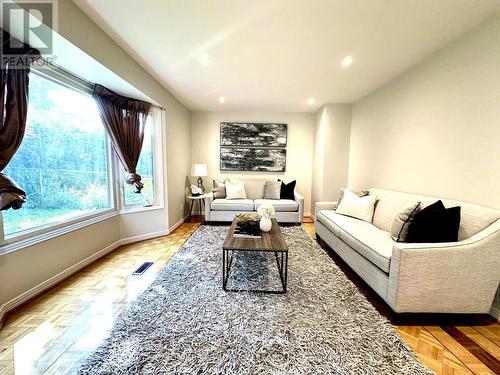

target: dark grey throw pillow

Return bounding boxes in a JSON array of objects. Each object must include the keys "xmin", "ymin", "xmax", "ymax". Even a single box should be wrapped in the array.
[
  {"xmin": 212, "ymin": 179, "xmax": 226, "ymax": 199},
  {"xmin": 406, "ymin": 200, "xmax": 461, "ymax": 243}
]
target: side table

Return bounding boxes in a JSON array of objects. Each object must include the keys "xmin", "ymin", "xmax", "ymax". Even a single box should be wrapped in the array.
[{"xmin": 186, "ymin": 194, "xmax": 206, "ymax": 220}]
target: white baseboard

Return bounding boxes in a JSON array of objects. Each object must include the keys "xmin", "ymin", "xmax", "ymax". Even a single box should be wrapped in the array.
[
  {"xmin": 119, "ymin": 229, "xmax": 169, "ymax": 246},
  {"xmin": 168, "ymin": 214, "xmax": 189, "ymax": 234},
  {"xmin": 0, "ymin": 229, "xmax": 172, "ymax": 329}
]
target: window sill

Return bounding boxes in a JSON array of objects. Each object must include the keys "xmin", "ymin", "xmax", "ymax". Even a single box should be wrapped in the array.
[
  {"xmin": 118, "ymin": 205, "xmax": 164, "ymax": 216},
  {"xmin": 0, "ymin": 209, "xmax": 119, "ymax": 256}
]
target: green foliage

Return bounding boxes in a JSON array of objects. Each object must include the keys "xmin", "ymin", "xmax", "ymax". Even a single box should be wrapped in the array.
[
  {"xmin": 2, "ymin": 72, "xmax": 156, "ymax": 235},
  {"xmin": 3, "ymin": 73, "xmax": 110, "ymax": 235}
]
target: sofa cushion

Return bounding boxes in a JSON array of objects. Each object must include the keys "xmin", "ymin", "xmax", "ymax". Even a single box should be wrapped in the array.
[
  {"xmin": 279, "ymin": 180, "xmax": 296, "ymax": 200},
  {"xmin": 316, "ymin": 210, "xmax": 342, "ymax": 236},
  {"xmin": 406, "ymin": 201, "xmax": 461, "ymax": 243},
  {"xmin": 211, "ymin": 199, "xmax": 254, "ymax": 211},
  {"xmin": 390, "ymin": 202, "xmax": 421, "ymax": 242},
  {"xmin": 336, "ymin": 188, "xmax": 378, "ymax": 223},
  {"xmin": 338, "ymin": 187, "xmax": 369, "ymax": 204},
  {"xmin": 225, "ymin": 181, "xmax": 247, "ymax": 199},
  {"xmin": 317, "ymin": 211, "xmax": 393, "ymax": 273},
  {"xmin": 242, "ymin": 179, "xmax": 266, "ymax": 199},
  {"xmin": 212, "ymin": 179, "xmax": 226, "ymax": 199},
  {"xmin": 254, "ymin": 199, "xmax": 299, "ymax": 212},
  {"xmin": 263, "ymin": 181, "xmax": 282, "ymax": 200},
  {"xmin": 369, "ymin": 188, "xmax": 500, "ymax": 241}
]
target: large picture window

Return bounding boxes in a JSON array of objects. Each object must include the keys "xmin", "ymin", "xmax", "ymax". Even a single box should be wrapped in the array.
[
  {"xmin": 0, "ymin": 66, "xmax": 163, "ymax": 250},
  {"xmin": 1, "ymin": 72, "xmax": 112, "ymax": 237}
]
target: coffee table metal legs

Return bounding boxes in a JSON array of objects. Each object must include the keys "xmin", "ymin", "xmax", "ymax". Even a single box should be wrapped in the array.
[
  {"xmin": 223, "ymin": 249, "xmax": 288, "ymax": 294},
  {"xmin": 222, "ymin": 249, "xmax": 234, "ymax": 290},
  {"xmin": 274, "ymin": 251, "xmax": 288, "ymax": 292}
]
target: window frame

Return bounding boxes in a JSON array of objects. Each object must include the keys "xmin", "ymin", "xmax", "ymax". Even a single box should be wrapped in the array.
[
  {"xmin": 0, "ymin": 65, "xmax": 164, "ymax": 253},
  {"xmin": 118, "ymin": 107, "xmax": 165, "ymax": 214}
]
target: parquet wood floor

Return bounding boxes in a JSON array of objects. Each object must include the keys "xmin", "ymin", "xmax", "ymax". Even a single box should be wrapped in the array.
[{"xmin": 0, "ymin": 217, "xmax": 498, "ymax": 374}]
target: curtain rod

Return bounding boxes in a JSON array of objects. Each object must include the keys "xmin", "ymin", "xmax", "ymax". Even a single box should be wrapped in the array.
[{"xmin": 36, "ymin": 58, "xmax": 164, "ymax": 111}]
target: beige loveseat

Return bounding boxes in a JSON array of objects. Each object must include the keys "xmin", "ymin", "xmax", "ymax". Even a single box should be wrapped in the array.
[
  {"xmin": 315, "ymin": 188, "xmax": 500, "ymax": 314},
  {"xmin": 204, "ymin": 179, "xmax": 304, "ymax": 223}
]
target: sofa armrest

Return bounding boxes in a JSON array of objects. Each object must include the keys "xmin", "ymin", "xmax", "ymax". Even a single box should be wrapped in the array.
[
  {"xmin": 387, "ymin": 219, "xmax": 500, "ymax": 313},
  {"xmin": 314, "ymin": 201, "xmax": 338, "ymax": 220},
  {"xmin": 294, "ymin": 191, "xmax": 304, "ymax": 223},
  {"xmin": 204, "ymin": 192, "xmax": 214, "ymax": 221}
]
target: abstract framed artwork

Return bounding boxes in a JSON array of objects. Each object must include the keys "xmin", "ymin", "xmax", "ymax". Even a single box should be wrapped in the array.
[
  {"xmin": 219, "ymin": 122, "xmax": 287, "ymax": 172},
  {"xmin": 220, "ymin": 147, "xmax": 286, "ymax": 172},
  {"xmin": 220, "ymin": 122, "xmax": 287, "ymax": 147}
]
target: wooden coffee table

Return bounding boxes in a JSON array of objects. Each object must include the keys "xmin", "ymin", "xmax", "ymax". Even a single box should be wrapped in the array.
[{"xmin": 222, "ymin": 218, "xmax": 289, "ymax": 293}]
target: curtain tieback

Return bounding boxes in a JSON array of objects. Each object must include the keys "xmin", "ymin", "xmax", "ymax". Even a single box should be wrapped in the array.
[
  {"xmin": 126, "ymin": 173, "xmax": 144, "ymax": 193},
  {"xmin": 0, "ymin": 173, "xmax": 26, "ymax": 210}
]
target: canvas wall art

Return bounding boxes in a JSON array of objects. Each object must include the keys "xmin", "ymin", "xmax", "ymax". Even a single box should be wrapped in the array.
[
  {"xmin": 220, "ymin": 122, "xmax": 287, "ymax": 147},
  {"xmin": 219, "ymin": 122, "xmax": 287, "ymax": 172},
  {"xmin": 219, "ymin": 122, "xmax": 288, "ymax": 172},
  {"xmin": 220, "ymin": 147, "xmax": 286, "ymax": 172}
]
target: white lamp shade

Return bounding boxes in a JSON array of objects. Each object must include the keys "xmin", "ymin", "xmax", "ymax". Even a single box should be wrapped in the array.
[{"xmin": 191, "ymin": 163, "xmax": 207, "ymax": 177}]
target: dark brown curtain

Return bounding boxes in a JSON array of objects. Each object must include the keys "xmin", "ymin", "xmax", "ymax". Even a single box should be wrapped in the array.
[
  {"xmin": 0, "ymin": 30, "xmax": 40, "ymax": 210},
  {"xmin": 92, "ymin": 84, "xmax": 152, "ymax": 193}
]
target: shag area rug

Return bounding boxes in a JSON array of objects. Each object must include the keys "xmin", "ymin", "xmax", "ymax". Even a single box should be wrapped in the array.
[{"xmin": 78, "ymin": 225, "xmax": 432, "ymax": 374}]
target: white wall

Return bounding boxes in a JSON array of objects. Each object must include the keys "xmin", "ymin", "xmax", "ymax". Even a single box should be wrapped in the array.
[
  {"xmin": 348, "ymin": 13, "xmax": 500, "ymax": 316},
  {"xmin": 0, "ymin": 1, "xmax": 191, "ymax": 314},
  {"xmin": 165, "ymin": 108, "xmax": 191, "ymax": 225},
  {"xmin": 190, "ymin": 111, "xmax": 315, "ymax": 214},
  {"xmin": 312, "ymin": 104, "xmax": 351, "ymax": 213},
  {"xmin": 0, "ymin": 217, "xmax": 120, "ymax": 308},
  {"xmin": 349, "ymin": 14, "xmax": 500, "ymax": 209},
  {"xmin": 56, "ymin": 0, "xmax": 191, "ymax": 230}
]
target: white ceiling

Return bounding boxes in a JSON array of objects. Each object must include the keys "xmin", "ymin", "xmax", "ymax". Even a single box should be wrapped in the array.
[
  {"xmin": 3, "ymin": 2, "xmax": 152, "ymax": 102},
  {"xmin": 73, "ymin": 0, "xmax": 500, "ymax": 112}
]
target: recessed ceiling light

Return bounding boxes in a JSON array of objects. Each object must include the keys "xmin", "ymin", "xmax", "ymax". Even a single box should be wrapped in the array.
[
  {"xmin": 342, "ymin": 56, "xmax": 353, "ymax": 67},
  {"xmin": 219, "ymin": 96, "xmax": 225, "ymax": 103},
  {"xmin": 307, "ymin": 98, "xmax": 315, "ymax": 105},
  {"xmin": 200, "ymin": 53, "xmax": 210, "ymax": 66}
]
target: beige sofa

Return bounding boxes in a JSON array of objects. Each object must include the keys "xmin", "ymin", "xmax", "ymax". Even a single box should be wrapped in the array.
[
  {"xmin": 315, "ymin": 188, "xmax": 500, "ymax": 313},
  {"xmin": 204, "ymin": 178, "xmax": 304, "ymax": 223}
]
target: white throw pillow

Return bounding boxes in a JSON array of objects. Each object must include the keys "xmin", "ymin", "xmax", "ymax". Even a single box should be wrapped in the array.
[
  {"xmin": 336, "ymin": 188, "xmax": 378, "ymax": 222},
  {"xmin": 225, "ymin": 181, "xmax": 247, "ymax": 199}
]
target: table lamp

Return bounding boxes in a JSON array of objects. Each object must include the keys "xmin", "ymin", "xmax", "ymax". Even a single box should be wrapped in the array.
[{"xmin": 191, "ymin": 163, "xmax": 208, "ymax": 193}]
